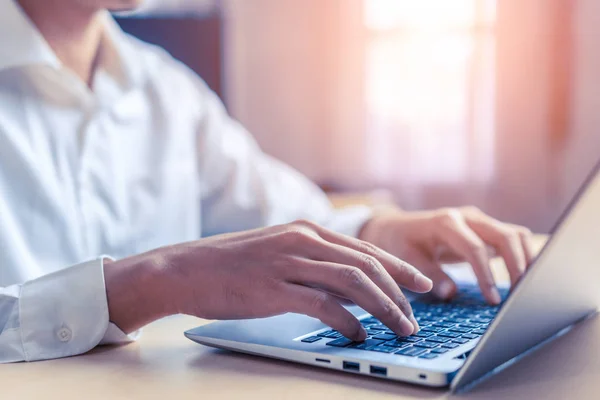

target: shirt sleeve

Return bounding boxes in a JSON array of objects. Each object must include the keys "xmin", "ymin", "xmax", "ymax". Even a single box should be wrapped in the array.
[
  {"xmin": 0, "ymin": 257, "xmax": 138, "ymax": 363},
  {"xmin": 194, "ymin": 80, "xmax": 373, "ymax": 238}
]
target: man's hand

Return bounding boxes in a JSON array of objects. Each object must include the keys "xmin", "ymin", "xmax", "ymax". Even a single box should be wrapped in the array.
[
  {"xmin": 359, "ymin": 207, "xmax": 535, "ymax": 305},
  {"xmin": 104, "ymin": 220, "xmax": 433, "ymax": 340}
]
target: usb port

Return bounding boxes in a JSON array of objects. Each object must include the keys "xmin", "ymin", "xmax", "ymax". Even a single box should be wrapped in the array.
[
  {"xmin": 370, "ymin": 365, "xmax": 387, "ymax": 376},
  {"xmin": 342, "ymin": 361, "xmax": 360, "ymax": 372}
]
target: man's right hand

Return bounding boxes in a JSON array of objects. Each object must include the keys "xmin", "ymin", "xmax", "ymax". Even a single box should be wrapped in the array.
[{"xmin": 103, "ymin": 220, "xmax": 433, "ymax": 341}]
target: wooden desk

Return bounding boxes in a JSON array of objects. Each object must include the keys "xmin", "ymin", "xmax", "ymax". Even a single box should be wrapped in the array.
[{"xmin": 3, "ymin": 236, "xmax": 597, "ymax": 400}]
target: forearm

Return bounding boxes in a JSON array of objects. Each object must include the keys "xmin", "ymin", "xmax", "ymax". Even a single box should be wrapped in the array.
[{"xmin": 103, "ymin": 250, "xmax": 175, "ymax": 334}]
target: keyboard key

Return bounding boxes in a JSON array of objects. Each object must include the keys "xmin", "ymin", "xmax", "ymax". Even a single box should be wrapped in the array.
[
  {"xmin": 461, "ymin": 333, "xmax": 479, "ymax": 340},
  {"xmin": 372, "ymin": 333, "xmax": 397, "ymax": 341},
  {"xmin": 426, "ymin": 336, "xmax": 451, "ymax": 343},
  {"xmin": 396, "ymin": 347, "xmax": 427, "ymax": 357},
  {"xmin": 459, "ymin": 323, "xmax": 480, "ymax": 329},
  {"xmin": 449, "ymin": 327, "xmax": 472, "ymax": 333},
  {"xmin": 471, "ymin": 329, "xmax": 487, "ymax": 335},
  {"xmin": 352, "ymin": 339, "xmax": 385, "ymax": 350},
  {"xmin": 433, "ymin": 322, "xmax": 456, "ymax": 329},
  {"xmin": 421, "ymin": 327, "xmax": 444, "ymax": 333},
  {"xmin": 301, "ymin": 336, "xmax": 322, "ymax": 343},
  {"xmin": 457, "ymin": 312, "xmax": 479, "ymax": 318},
  {"xmin": 387, "ymin": 340, "xmax": 411, "ymax": 348},
  {"xmin": 445, "ymin": 317, "xmax": 468, "ymax": 323},
  {"xmin": 371, "ymin": 345, "xmax": 398, "ymax": 354},
  {"xmin": 328, "ymin": 332, "xmax": 344, "ymax": 339},
  {"xmin": 360, "ymin": 317, "xmax": 379, "ymax": 325},
  {"xmin": 452, "ymin": 338, "xmax": 470, "ymax": 344},
  {"xmin": 326, "ymin": 337, "xmax": 353, "ymax": 347},
  {"xmin": 397, "ymin": 347, "xmax": 427, "ymax": 357},
  {"xmin": 470, "ymin": 317, "xmax": 492, "ymax": 323},
  {"xmin": 416, "ymin": 315, "xmax": 434, "ymax": 321},
  {"xmin": 419, "ymin": 352, "xmax": 439, "ymax": 360},
  {"xmin": 431, "ymin": 347, "xmax": 449, "ymax": 354},
  {"xmin": 437, "ymin": 331, "xmax": 460, "ymax": 338},
  {"xmin": 415, "ymin": 331, "xmax": 434, "ymax": 338},
  {"xmin": 369, "ymin": 325, "xmax": 387, "ymax": 331},
  {"xmin": 442, "ymin": 343, "xmax": 460, "ymax": 349},
  {"xmin": 414, "ymin": 341, "xmax": 439, "ymax": 349},
  {"xmin": 317, "ymin": 330, "xmax": 335, "ymax": 337},
  {"xmin": 398, "ymin": 336, "xmax": 423, "ymax": 343}
]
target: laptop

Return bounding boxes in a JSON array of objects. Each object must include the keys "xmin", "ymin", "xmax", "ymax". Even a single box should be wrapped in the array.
[{"xmin": 185, "ymin": 160, "xmax": 600, "ymax": 392}]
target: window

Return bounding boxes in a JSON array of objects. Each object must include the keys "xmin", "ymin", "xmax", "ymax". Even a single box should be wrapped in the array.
[{"xmin": 364, "ymin": 0, "xmax": 496, "ymax": 185}]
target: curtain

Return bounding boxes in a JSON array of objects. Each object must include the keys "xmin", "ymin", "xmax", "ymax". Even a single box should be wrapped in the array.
[{"xmin": 222, "ymin": 0, "xmax": 596, "ymax": 232}]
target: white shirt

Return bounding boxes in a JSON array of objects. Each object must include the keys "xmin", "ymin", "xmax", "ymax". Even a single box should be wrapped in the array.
[{"xmin": 0, "ymin": 1, "xmax": 371, "ymax": 363}]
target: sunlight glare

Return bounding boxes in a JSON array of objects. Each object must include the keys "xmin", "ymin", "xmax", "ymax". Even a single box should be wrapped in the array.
[
  {"xmin": 365, "ymin": 0, "xmax": 478, "ymax": 31},
  {"xmin": 364, "ymin": 0, "xmax": 496, "ymax": 184}
]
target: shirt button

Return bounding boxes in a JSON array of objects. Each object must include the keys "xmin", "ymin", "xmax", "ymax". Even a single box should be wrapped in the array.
[{"xmin": 57, "ymin": 327, "xmax": 72, "ymax": 342}]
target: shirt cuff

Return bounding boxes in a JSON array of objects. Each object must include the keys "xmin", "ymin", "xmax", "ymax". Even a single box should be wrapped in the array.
[
  {"xmin": 100, "ymin": 323, "xmax": 141, "ymax": 345},
  {"xmin": 19, "ymin": 257, "xmax": 139, "ymax": 361}
]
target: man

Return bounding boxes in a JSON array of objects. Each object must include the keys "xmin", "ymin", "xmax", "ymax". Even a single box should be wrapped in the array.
[{"xmin": 0, "ymin": 0, "xmax": 534, "ymax": 363}]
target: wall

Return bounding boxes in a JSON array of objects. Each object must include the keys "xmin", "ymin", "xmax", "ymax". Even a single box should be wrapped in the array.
[
  {"xmin": 491, "ymin": 0, "xmax": 560, "ymax": 231},
  {"xmin": 222, "ymin": 0, "xmax": 338, "ymax": 181},
  {"xmin": 222, "ymin": 0, "xmax": 599, "ymax": 232},
  {"xmin": 563, "ymin": 0, "xmax": 600, "ymax": 206},
  {"xmin": 488, "ymin": 0, "xmax": 600, "ymax": 232}
]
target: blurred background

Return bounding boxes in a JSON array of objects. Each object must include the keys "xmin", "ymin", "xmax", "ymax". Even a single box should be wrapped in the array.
[{"xmin": 117, "ymin": 0, "xmax": 600, "ymax": 233}]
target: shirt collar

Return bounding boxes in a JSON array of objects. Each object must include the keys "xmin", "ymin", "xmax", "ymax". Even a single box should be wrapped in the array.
[
  {"xmin": 0, "ymin": 0, "xmax": 61, "ymax": 71},
  {"xmin": 0, "ymin": 1, "xmax": 143, "ymax": 90}
]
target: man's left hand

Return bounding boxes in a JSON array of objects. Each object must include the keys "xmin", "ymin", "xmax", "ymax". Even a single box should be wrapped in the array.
[{"xmin": 359, "ymin": 207, "xmax": 535, "ymax": 305}]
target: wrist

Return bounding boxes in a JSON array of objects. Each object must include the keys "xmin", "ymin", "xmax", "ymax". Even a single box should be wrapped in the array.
[
  {"xmin": 103, "ymin": 250, "xmax": 175, "ymax": 333},
  {"xmin": 358, "ymin": 208, "xmax": 398, "ymax": 246}
]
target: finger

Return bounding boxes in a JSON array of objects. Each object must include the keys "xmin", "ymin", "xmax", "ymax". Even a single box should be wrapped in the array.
[
  {"xmin": 291, "ymin": 221, "xmax": 427, "ymax": 332},
  {"xmin": 435, "ymin": 210, "xmax": 500, "ymax": 304},
  {"xmin": 330, "ymin": 294, "xmax": 355, "ymax": 306},
  {"xmin": 283, "ymin": 283, "xmax": 367, "ymax": 341},
  {"xmin": 309, "ymin": 224, "xmax": 433, "ymax": 293},
  {"xmin": 272, "ymin": 224, "xmax": 415, "ymax": 321},
  {"xmin": 315, "ymin": 228, "xmax": 432, "ymax": 333},
  {"xmin": 309, "ymin": 241, "xmax": 419, "ymax": 332},
  {"xmin": 408, "ymin": 249, "xmax": 458, "ymax": 300},
  {"xmin": 465, "ymin": 216, "xmax": 527, "ymax": 287},
  {"xmin": 436, "ymin": 246, "xmax": 496, "ymax": 264},
  {"xmin": 286, "ymin": 259, "xmax": 416, "ymax": 336},
  {"xmin": 508, "ymin": 224, "xmax": 536, "ymax": 267}
]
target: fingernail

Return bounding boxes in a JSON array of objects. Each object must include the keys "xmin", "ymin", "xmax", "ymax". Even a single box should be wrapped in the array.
[
  {"xmin": 490, "ymin": 287, "xmax": 501, "ymax": 305},
  {"xmin": 356, "ymin": 326, "xmax": 368, "ymax": 341},
  {"xmin": 399, "ymin": 315, "xmax": 415, "ymax": 336},
  {"xmin": 435, "ymin": 280, "xmax": 455, "ymax": 299},
  {"xmin": 409, "ymin": 315, "xmax": 420, "ymax": 333},
  {"xmin": 414, "ymin": 274, "xmax": 433, "ymax": 292}
]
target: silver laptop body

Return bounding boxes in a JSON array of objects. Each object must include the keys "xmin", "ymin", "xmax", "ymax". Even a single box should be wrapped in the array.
[{"xmin": 185, "ymin": 161, "xmax": 600, "ymax": 392}]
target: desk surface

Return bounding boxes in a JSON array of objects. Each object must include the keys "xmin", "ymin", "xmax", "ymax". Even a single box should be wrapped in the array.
[{"xmin": 3, "ymin": 236, "xmax": 598, "ymax": 400}]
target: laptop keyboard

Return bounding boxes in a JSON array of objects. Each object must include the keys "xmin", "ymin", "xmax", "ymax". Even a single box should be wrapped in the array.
[{"xmin": 301, "ymin": 285, "xmax": 508, "ymax": 360}]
